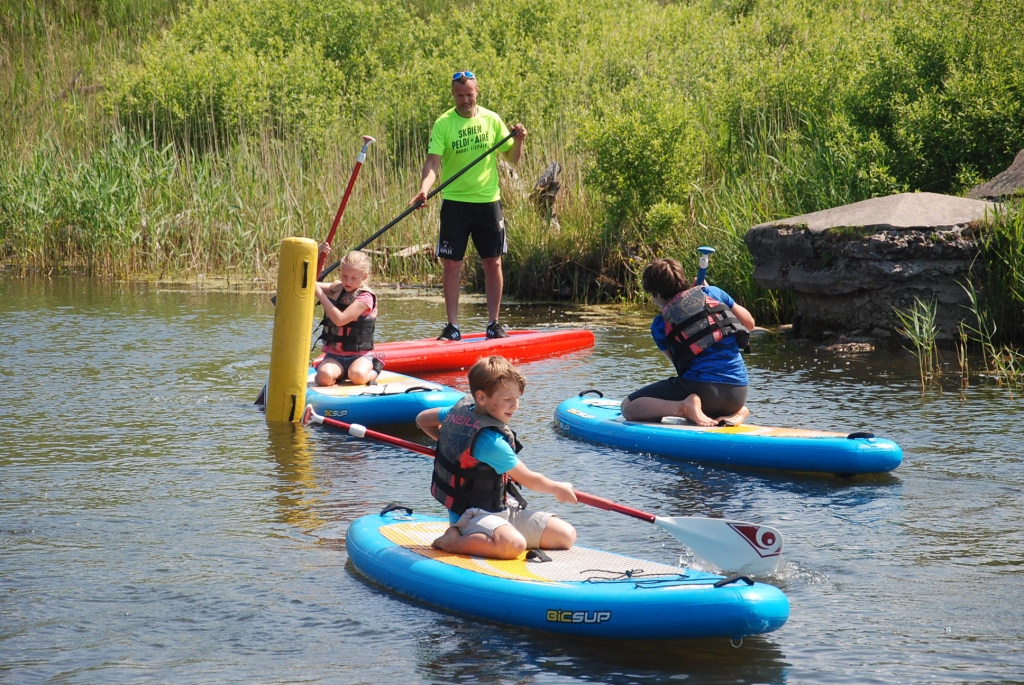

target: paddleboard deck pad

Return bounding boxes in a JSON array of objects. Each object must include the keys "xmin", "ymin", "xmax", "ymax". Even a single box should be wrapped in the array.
[
  {"xmin": 555, "ymin": 393, "xmax": 902, "ymax": 475},
  {"xmin": 363, "ymin": 328, "xmax": 594, "ymax": 374},
  {"xmin": 346, "ymin": 507, "xmax": 790, "ymax": 639},
  {"xmin": 306, "ymin": 370, "xmax": 463, "ymax": 425}
]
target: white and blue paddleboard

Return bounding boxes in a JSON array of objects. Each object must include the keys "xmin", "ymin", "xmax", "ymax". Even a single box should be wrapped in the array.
[
  {"xmin": 555, "ymin": 393, "xmax": 902, "ymax": 476},
  {"xmin": 306, "ymin": 370, "xmax": 463, "ymax": 426},
  {"xmin": 346, "ymin": 507, "xmax": 790, "ymax": 640}
]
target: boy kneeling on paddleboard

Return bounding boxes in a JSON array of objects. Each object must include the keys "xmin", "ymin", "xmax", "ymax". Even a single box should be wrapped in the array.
[{"xmin": 416, "ymin": 356, "xmax": 577, "ymax": 559}]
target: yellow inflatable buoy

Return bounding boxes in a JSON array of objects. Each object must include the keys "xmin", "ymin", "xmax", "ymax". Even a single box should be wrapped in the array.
[{"xmin": 265, "ymin": 237, "xmax": 317, "ymax": 423}]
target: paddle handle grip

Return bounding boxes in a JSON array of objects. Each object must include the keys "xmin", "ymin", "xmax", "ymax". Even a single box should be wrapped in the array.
[
  {"xmin": 317, "ymin": 136, "xmax": 376, "ymax": 279},
  {"xmin": 695, "ymin": 246, "xmax": 715, "ymax": 286},
  {"xmin": 574, "ymin": 490, "xmax": 656, "ymax": 523}
]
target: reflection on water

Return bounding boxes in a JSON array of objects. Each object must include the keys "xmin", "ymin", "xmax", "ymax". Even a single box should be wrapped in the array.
[
  {"xmin": 267, "ymin": 423, "xmax": 330, "ymax": 534},
  {"xmin": 406, "ymin": 616, "xmax": 789, "ymax": 685},
  {"xmin": 2, "ymin": 276, "xmax": 1023, "ymax": 684}
]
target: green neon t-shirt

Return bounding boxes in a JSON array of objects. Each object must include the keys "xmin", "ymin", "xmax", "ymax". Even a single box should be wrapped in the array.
[{"xmin": 427, "ymin": 106, "xmax": 513, "ymax": 203}]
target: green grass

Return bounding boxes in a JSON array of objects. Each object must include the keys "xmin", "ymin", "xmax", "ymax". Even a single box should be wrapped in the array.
[
  {"xmin": 959, "ymin": 208, "xmax": 1024, "ymax": 391},
  {"xmin": 1, "ymin": 0, "xmax": 1023, "ymax": 335}
]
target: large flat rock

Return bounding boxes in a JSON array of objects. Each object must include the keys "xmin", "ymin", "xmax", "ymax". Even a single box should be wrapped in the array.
[
  {"xmin": 745, "ymin": 192, "xmax": 1003, "ymax": 340},
  {"xmin": 753, "ymin": 192, "xmax": 1000, "ymax": 233}
]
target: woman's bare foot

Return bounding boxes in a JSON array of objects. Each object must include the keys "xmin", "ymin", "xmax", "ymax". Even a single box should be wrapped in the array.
[
  {"xmin": 678, "ymin": 395, "xmax": 716, "ymax": 426},
  {"xmin": 717, "ymin": 405, "xmax": 750, "ymax": 426},
  {"xmin": 431, "ymin": 527, "xmax": 461, "ymax": 552}
]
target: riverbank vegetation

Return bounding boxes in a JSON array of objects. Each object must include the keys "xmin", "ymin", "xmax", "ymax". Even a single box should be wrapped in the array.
[{"xmin": 2, "ymin": 0, "xmax": 1022, "ymax": 337}]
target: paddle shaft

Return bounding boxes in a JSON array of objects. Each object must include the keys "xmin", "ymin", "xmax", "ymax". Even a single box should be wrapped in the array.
[
  {"xmin": 317, "ymin": 136, "xmax": 376, "ymax": 279},
  {"xmin": 318, "ymin": 129, "xmax": 517, "ymax": 280},
  {"xmin": 572, "ymin": 491, "xmax": 656, "ymax": 523},
  {"xmin": 301, "ymin": 405, "xmax": 782, "ymax": 573},
  {"xmin": 309, "ymin": 410, "xmax": 436, "ymax": 457}
]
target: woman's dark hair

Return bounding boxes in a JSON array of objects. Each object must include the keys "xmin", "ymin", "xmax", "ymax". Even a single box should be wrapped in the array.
[{"xmin": 641, "ymin": 258, "xmax": 690, "ymax": 300}]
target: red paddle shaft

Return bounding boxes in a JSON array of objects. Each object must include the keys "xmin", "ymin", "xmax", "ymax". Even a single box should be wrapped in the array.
[
  {"xmin": 317, "ymin": 135, "xmax": 376, "ymax": 278},
  {"xmin": 307, "ymin": 409, "xmax": 436, "ymax": 457},
  {"xmin": 571, "ymin": 491, "xmax": 657, "ymax": 524},
  {"xmin": 304, "ymin": 407, "xmax": 656, "ymax": 522}
]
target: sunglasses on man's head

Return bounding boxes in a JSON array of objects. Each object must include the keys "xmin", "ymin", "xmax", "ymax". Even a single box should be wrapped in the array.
[{"xmin": 452, "ymin": 71, "xmax": 476, "ymax": 80}]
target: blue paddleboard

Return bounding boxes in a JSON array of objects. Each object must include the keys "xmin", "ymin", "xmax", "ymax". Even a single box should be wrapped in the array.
[
  {"xmin": 555, "ymin": 393, "xmax": 902, "ymax": 475},
  {"xmin": 346, "ymin": 507, "xmax": 790, "ymax": 640},
  {"xmin": 306, "ymin": 370, "xmax": 463, "ymax": 426}
]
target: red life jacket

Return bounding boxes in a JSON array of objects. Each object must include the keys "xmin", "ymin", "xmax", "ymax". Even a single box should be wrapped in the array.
[
  {"xmin": 662, "ymin": 287, "xmax": 750, "ymax": 375},
  {"xmin": 431, "ymin": 397, "xmax": 526, "ymax": 515},
  {"xmin": 318, "ymin": 287, "xmax": 376, "ymax": 352}
]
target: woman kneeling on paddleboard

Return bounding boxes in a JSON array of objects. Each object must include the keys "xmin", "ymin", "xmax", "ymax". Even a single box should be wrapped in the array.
[
  {"xmin": 621, "ymin": 258, "xmax": 754, "ymax": 427},
  {"xmin": 416, "ymin": 356, "xmax": 577, "ymax": 560}
]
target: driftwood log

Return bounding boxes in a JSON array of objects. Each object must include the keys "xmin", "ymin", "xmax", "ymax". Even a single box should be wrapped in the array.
[{"xmin": 530, "ymin": 161, "xmax": 562, "ymax": 231}]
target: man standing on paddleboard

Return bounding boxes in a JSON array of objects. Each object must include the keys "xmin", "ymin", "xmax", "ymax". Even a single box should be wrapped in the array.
[{"xmin": 410, "ymin": 71, "xmax": 527, "ymax": 341}]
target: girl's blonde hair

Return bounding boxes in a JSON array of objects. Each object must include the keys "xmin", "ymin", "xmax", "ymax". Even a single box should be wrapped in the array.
[{"xmin": 340, "ymin": 250, "xmax": 371, "ymax": 281}]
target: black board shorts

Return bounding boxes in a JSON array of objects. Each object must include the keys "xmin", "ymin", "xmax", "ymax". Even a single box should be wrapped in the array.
[
  {"xmin": 626, "ymin": 377, "xmax": 748, "ymax": 417},
  {"xmin": 323, "ymin": 352, "xmax": 385, "ymax": 374},
  {"xmin": 437, "ymin": 199, "xmax": 506, "ymax": 261}
]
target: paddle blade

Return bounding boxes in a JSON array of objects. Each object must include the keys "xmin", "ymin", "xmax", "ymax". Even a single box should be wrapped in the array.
[{"xmin": 654, "ymin": 516, "xmax": 783, "ymax": 576}]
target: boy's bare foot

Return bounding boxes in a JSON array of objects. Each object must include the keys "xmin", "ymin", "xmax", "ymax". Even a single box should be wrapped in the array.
[
  {"xmin": 678, "ymin": 395, "xmax": 716, "ymax": 427},
  {"xmin": 431, "ymin": 526, "xmax": 461, "ymax": 552}
]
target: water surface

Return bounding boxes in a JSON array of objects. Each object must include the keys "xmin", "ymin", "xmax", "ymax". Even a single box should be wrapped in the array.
[{"xmin": 2, "ymin": 276, "xmax": 1022, "ymax": 684}]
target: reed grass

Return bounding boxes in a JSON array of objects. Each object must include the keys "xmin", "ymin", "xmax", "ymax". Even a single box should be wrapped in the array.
[
  {"xmin": 894, "ymin": 297, "xmax": 942, "ymax": 391},
  {"xmin": 956, "ymin": 323, "xmax": 970, "ymax": 391},
  {"xmin": 973, "ymin": 207, "xmax": 1024, "ymax": 345},
  {"xmin": 961, "ymin": 273, "xmax": 1024, "ymax": 397}
]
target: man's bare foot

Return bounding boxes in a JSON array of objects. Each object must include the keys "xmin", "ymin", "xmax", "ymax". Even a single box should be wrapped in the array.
[
  {"xmin": 678, "ymin": 395, "xmax": 716, "ymax": 427},
  {"xmin": 431, "ymin": 527, "xmax": 461, "ymax": 552}
]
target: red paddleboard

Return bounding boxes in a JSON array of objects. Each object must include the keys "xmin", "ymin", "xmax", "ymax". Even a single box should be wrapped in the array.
[{"xmin": 356, "ymin": 328, "xmax": 594, "ymax": 374}]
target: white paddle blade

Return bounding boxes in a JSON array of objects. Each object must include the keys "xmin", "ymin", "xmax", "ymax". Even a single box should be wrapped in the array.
[{"xmin": 655, "ymin": 516, "xmax": 783, "ymax": 576}]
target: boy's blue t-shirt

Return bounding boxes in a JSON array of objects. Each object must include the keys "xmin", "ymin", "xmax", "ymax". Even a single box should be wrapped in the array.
[
  {"xmin": 437, "ymin": 405, "xmax": 521, "ymax": 523},
  {"xmin": 651, "ymin": 285, "xmax": 749, "ymax": 386}
]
